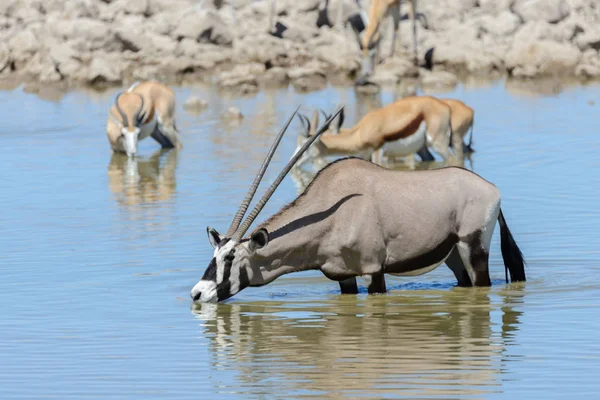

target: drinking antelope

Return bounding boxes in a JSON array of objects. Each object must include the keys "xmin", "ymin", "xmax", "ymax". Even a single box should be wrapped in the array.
[
  {"xmin": 361, "ymin": 0, "xmax": 419, "ymax": 76},
  {"xmin": 418, "ymin": 98, "xmax": 475, "ymax": 162},
  {"xmin": 190, "ymin": 108, "xmax": 526, "ymax": 304},
  {"xmin": 106, "ymin": 81, "xmax": 181, "ymax": 157},
  {"xmin": 296, "ymin": 96, "xmax": 456, "ymax": 166}
]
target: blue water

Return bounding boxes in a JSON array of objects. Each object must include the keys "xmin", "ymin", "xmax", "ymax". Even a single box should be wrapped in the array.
[{"xmin": 1, "ymin": 80, "xmax": 599, "ymax": 399}]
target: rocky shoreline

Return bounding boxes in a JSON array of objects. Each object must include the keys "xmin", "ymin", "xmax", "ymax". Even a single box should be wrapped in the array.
[{"xmin": 1, "ymin": 0, "xmax": 600, "ymax": 94}]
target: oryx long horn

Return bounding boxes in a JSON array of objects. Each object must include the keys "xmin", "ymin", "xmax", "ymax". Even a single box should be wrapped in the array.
[
  {"xmin": 133, "ymin": 93, "xmax": 145, "ymax": 125},
  {"xmin": 225, "ymin": 106, "xmax": 301, "ymax": 238},
  {"xmin": 115, "ymin": 93, "xmax": 128, "ymax": 127},
  {"xmin": 232, "ymin": 106, "xmax": 345, "ymax": 241}
]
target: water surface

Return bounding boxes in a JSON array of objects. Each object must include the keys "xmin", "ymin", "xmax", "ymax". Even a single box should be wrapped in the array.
[{"xmin": 1, "ymin": 80, "xmax": 599, "ymax": 399}]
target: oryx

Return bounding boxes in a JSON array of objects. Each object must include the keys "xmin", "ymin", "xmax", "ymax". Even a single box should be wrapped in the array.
[{"xmin": 191, "ymin": 107, "xmax": 526, "ymax": 304}]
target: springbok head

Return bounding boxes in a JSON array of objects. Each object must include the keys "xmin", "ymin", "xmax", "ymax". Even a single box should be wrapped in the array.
[
  {"xmin": 114, "ymin": 92, "xmax": 146, "ymax": 157},
  {"xmin": 191, "ymin": 106, "xmax": 344, "ymax": 303},
  {"xmin": 297, "ymin": 108, "xmax": 345, "ymax": 139}
]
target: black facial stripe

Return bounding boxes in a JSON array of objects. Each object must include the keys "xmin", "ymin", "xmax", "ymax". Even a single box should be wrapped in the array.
[
  {"xmin": 238, "ymin": 266, "xmax": 249, "ymax": 289},
  {"xmin": 201, "ymin": 258, "xmax": 217, "ymax": 281},
  {"xmin": 221, "ymin": 252, "xmax": 234, "ymax": 283},
  {"xmin": 217, "ymin": 281, "xmax": 231, "ymax": 302}
]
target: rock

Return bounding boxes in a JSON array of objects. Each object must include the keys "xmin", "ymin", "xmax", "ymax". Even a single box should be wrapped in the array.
[
  {"xmin": 61, "ymin": 0, "xmax": 103, "ymax": 19},
  {"xmin": 576, "ymin": 63, "xmax": 600, "ymax": 77},
  {"xmin": 513, "ymin": 21, "xmax": 562, "ymax": 44},
  {"xmin": 506, "ymin": 40, "xmax": 581, "ymax": 77},
  {"xmin": 47, "ymin": 42, "xmax": 82, "ymax": 78},
  {"xmin": 513, "ymin": 0, "xmax": 570, "ymax": 23},
  {"xmin": 107, "ymin": 0, "xmax": 149, "ymax": 16},
  {"xmin": 49, "ymin": 18, "xmax": 117, "ymax": 52},
  {"xmin": 176, "ymin": 38, "xmax": 203, "ymax": 57},
  {"xmin": 575, "ymin": 48, "xmax": 600, "ymax": 77},
  {"xmin": 480, "ymin": 11, "xmax": 521, "ymax": 37},
  {"xmin": 0, "ymin": 42, "xmax": 10, "ymax": 73},
  {"xmin": 420, "ymin": 70, "xmax": 458, "ymax": 88},
  {"xmin": 287, "ymin": 62, "xmax": 327, "ymax": 80},
  {"xmin": 477, "ymin": 0, "xmax": 513, "ymax": 13},
  {"xmin": 575, "ymin": 28, "xmax": 600, "ymax": 51},
  {"xmin": 87, "ymin": 54, "xmax": 124, "ymax": 84},
  {"xmin": 7, "ymin": 30, "xmax": 39, "ymax": 68},
  {"xmin": 223, "ymin": 106, "xmax": 243, "ymax": 120},
  {"xmin": 114, "ymin": 26, "xmax": 145, "ymax": 52},
  {"xmin": 291, "ymin": 74, "xmax": 327, "ymax": 92},
  {"xmin": 172, "ymin": 8, "xmax": 233, "ymax": 46},
  {"xmin": 217, "ymin": 63, "xmax": 265, "ymax": 88},
  {"xmin": 145, "ymin": 33, "xmax": 178, "ymax": 55},
  {"xmin": 147, "ymin": 11, "xmax": 180, "ymax": 35},
  {"xmin": 183, "ymin": 96, "xmax": 208, "ymax": 112},
  {"xmin": 259, "ymin": 67, "xmax": 289, "ymax": 87}
]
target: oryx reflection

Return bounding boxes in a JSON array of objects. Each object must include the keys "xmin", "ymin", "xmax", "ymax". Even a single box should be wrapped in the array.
[{"xmin": 192, "ymin": 286, "xmax": 525, "ymax": 398}]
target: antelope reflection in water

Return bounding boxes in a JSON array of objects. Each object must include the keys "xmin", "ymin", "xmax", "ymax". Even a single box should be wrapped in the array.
[
  {"xmin": 107, "ymin": 149, "xmax": 178, "ymax": 206},
  {"xmin": 192, "ymin": 286, "xmax": 525, "ymax": 398}
]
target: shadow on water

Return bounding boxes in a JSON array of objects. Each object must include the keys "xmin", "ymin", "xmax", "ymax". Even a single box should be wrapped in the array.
[{"xmin": 192, "ymin": 286, "xmax": 526, "ymax": 398}]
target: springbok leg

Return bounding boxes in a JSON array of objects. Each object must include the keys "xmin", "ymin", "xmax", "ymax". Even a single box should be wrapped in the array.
[
  {"xmin": 339, "ymin": 277, "xmax": 359, "ymax": 294},
  {"xmin": 417, "ymin": 145, "xmax": 435, "ymax": 161}
]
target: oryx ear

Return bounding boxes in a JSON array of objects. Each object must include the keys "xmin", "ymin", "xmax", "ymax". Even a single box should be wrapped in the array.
[
  {"xmin": 249, "ymin": 228, "xmax": 269, "ymax": 252},
  {"xmin": 207, "ymin": 226, "xmax": 222, "ymax": 249}
]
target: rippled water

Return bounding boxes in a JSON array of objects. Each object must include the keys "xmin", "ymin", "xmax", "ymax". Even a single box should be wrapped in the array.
[{"xmin": 1, "ymin": 80, "xmax": 599, "ymax": 399}]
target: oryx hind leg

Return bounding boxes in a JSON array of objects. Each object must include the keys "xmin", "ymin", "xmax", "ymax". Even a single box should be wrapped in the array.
[
  {"xmin": 456, "ymin": 231, "xmax": 492, "ymax": 287},
  {"xmin": 364, "ymin": 271, "xmax": 386, "ymax": 294},
  {"xmin": 445, "ymin": 247, "xmax": 473, "ymax": 287}
]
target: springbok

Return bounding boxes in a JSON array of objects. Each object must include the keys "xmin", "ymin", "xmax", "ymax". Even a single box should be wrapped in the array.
[
  {"xmin": 106, "ymin": 81, "xmax": 181, "ymax": 157},
  {"xmin": 360, "ymin": 0, "xmax": 419, "ymax": 76},
  {"xmin": 190, "ymin": 107, "xmax": 526, "ymax": 304},
  {"xmin": 418, "ymin": 98, "xmax": 475, "ymax": 162},
  {"xmin": 296, "ymin": 96, "xmax": 457, "ymax": 166}
]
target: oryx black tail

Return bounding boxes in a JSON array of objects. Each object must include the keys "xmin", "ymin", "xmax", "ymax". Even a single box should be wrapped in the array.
[{"xmin": 498, "ymin": 209, "xmax": 526, "ymax": 283}]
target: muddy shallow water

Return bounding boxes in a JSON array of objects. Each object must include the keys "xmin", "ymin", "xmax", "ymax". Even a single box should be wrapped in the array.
[{"xmin": 1, "ymin": 80, "xmax": 600, "ymax": 399}]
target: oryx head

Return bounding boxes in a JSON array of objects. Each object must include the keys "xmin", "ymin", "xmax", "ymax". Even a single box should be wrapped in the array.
[
  {"xmin": 114, "ymin": 92, "xmax": 146, "ymax": 157},
  {"xmin": 191, "ymin": 106, "xmax": 344, "ymax": 304}
]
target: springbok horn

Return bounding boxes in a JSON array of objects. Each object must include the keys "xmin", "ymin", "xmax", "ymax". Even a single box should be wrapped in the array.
[
  {"xmin": 232, "ymin": 106, "xmax": 345, "ymax": 241},
  {"xmin": 225, "ymin": 106, "xmax": 301, "ymax": 238},
  {"xmin": 133, "ymin": 93, "xmax": 145, "ymax": 125},
  {"xmin": 115, "ymin": 93, "xmax": 128, "ymax": 128},
  {"xmin": 319, "ymin": 109, "xmax": 330, "ymax": 122},
  {"xmin": 297, "ymin": 114, "xmax": 310, "ymax": 137},
  {"xmin": 300, "ymin": 114, "xmax": 311, "ymax": 138}
]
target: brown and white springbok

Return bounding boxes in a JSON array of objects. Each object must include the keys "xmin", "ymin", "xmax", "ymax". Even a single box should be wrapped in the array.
[
  {"xmin": 360, "ymin": 0, "xmax": 419, "ymax": 77},
  {"xmin": 418, "ymin": 98, "xmax": 475, "ymax": 162},
  {"xmin": 190, "ymin": 107, "xmax": 525, "ymax": 304},
  {"xmin": 295, "ymin": 96, "xmax": 457, "ymax": 166},
  {"xmin": 106, "ymin": 81, "xmax": 181, "ymax": 157}
]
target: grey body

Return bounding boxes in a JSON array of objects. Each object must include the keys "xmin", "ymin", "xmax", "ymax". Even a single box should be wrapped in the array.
[{"xmin": 254, "ymin": 158, "xmax": 499, "ymax": 285}]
